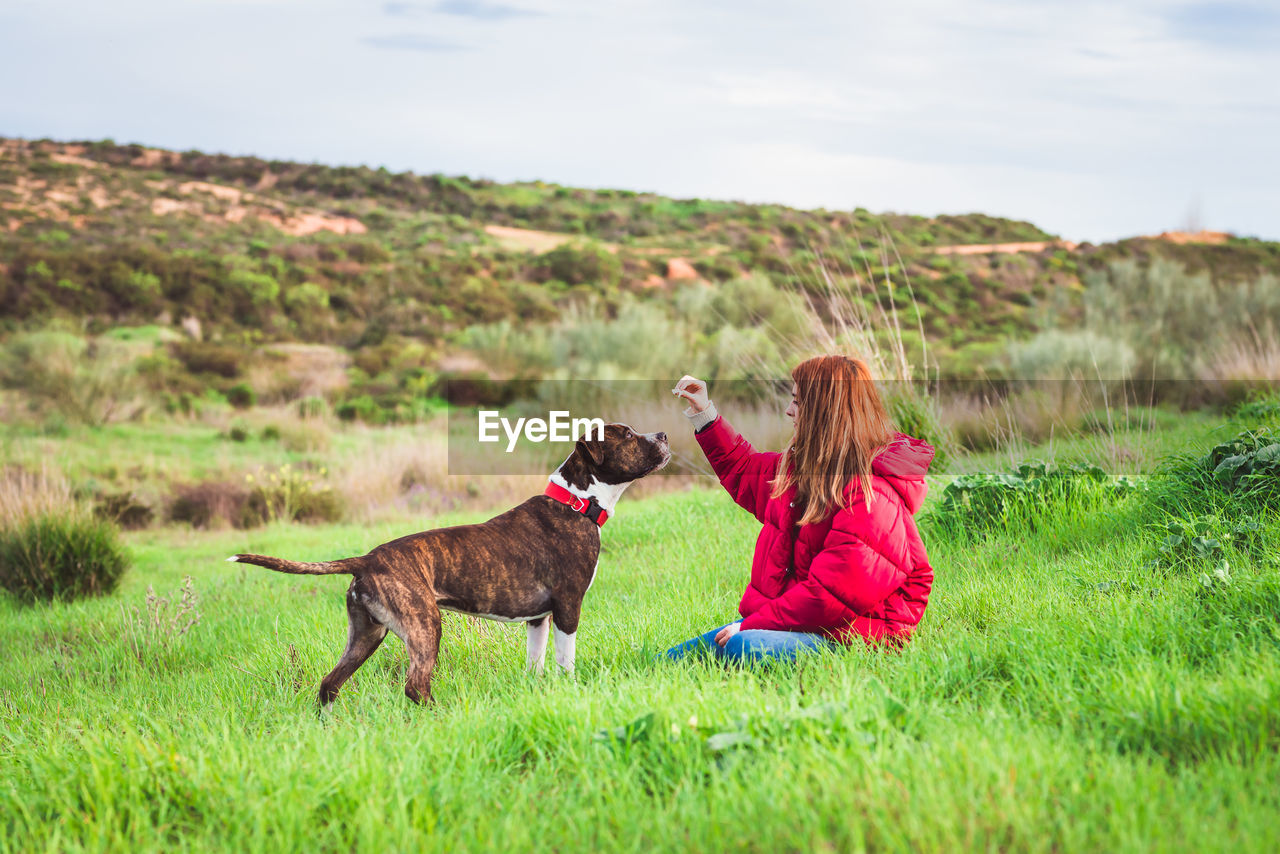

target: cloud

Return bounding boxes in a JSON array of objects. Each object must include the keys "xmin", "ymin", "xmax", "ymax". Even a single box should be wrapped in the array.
[
  {"xmin": 383, "ymin": 1, "xmax": 544, "ymax": 21},
  {"xmin": 362, "ymin": 34, "xmax": 471, "ymax": 52},
  {"xmin": 1164, "ymin": 2, "xmax": 1280, "ymax": 49}
]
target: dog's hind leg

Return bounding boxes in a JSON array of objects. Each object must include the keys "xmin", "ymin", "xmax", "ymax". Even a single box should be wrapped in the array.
[
  {"xmin": 318, "ymin": 589, "xmax": 388, "ymax": 706},
  {"xmin": 402, "ymin": 601, "xmax": 443, "ymax": 704},
  {"xmin": 526, "ymin": 616, "xmax": 549, "ymax": 674}
]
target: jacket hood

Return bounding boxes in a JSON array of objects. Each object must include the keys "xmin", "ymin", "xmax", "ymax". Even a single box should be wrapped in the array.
[{"xmin": 870, "ymin": 432, "xmax": 934, "ymax": 514}]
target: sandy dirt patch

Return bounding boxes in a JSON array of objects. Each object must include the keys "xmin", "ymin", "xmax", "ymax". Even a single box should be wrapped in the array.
[
  {"xmin": 1147, "ymin": 230, "xmax": 1231, "ymax": 245},
  {"xmin": 48, "ymin": 152, "xmax": 101, "ymax": 169},
  {"xmin": 483, "ymin": 224, "xmax": 579, "ymax": 253},
  {"xmin": 933, "ymin": 240, "xmax": 1078, "ymax": 256}
]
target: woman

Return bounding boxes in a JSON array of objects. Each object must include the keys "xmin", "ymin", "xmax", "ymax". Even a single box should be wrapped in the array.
[{"xmin": 666, "ymin": 354, "xmax": 935, "ymax": 663}]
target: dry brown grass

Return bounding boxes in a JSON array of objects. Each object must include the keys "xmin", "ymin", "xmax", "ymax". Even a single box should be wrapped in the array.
[
  {"xmin": 939, "ymin": 387, "xmax": 1091, "ymax": 454},
  {"xmin": 0, "ymin": 464, "xmax": 74, "ymax": 526},
  {"xmin": 1202, "ymin": 331, "xmax": 1280, "ymax": 382},
  {"xmin": 246, "ymin": 344, "xmax": 350, "ymax": 405}
]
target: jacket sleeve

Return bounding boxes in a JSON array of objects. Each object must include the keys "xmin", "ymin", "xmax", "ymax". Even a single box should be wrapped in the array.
[
  {"xmin": 694, "ymin": 415, "xmax": 781, "ymax": 525},
  {"xmin": 738, "ymin": 494, "xmax": 909, "ymax": 632}
]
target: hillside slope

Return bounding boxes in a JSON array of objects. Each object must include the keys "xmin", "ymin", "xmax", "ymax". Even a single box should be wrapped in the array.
[{"xmin": 2, "ymin": 137, "xmax": 1278, "ymax": 374}]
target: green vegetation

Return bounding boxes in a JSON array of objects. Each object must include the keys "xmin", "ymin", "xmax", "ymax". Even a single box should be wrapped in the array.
[
  {"xmin": 3, "ymin": 134, "xmax": 1279, "ymax": 850},
  {"xmin": 928, "ymin": 461, "xmax": 1139, "ymax": 540},
  {"xmin": 5, "ymin": 136, "xmax": 1279, "ymax": 401},
  {"xmin": 0, "ymin": 510, "xmax": 129, "ymax": 603},
  {"xmin": 2, "ymin": 408, "xmax": 1280, "ymax": 849}
]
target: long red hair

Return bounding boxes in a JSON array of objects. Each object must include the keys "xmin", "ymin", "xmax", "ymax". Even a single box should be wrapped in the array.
[{"xmin": 769, "ymin": 355, "xmax": 895, "ymax": 524}]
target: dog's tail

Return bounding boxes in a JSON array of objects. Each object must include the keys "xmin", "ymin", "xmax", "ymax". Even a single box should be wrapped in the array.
[{"xmin": 227, "ymin": 553, "xmax": 369, "ymax": 575}]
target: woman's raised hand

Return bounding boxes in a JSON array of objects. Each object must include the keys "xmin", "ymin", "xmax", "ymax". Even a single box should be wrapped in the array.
[{"xmin": 672, "ymin": 375, "xmax": 710, "ymax": 413}]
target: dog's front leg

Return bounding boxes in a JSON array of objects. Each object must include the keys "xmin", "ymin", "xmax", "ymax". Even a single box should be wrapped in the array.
[
  {"xmin": 553, "ymin": 626, "xmax": 576, "ymax": 675},
  {"xmin": 526, "ymin": 616, "xmax": 549, "ymax": 674}
]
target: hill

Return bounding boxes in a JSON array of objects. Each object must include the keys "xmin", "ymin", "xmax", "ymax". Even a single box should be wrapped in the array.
[{"xmin": 2, "ymin": 136, "xmax": 1278, "ymax": 421}]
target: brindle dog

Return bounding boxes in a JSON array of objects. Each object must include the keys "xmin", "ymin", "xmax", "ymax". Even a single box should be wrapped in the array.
[{"xmin": 230, "ymin": 423, "xmax": 670, "ymax": 705}]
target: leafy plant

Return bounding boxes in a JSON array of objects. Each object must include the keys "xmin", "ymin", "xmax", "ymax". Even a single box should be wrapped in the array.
[
  {"xmin": 1147, "ymin": 515, "xmax": 1270, "ymax": 575},
  {"xmin": 930, "ymin": 461, "xmax": 1138, "ymax": 538},
  {"xmin": 243, "ymin": 464, "xmax": 342, "ymax": 525},
  {"xmin": 1233, "ymin": 392, "xmax": 1280, "ymax": 424}
]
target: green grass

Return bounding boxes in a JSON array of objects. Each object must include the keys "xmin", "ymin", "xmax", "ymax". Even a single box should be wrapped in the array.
[
  {"xmin": 0, "ymin": 416, "xmax": 435, "ymax": 489},
  {"xmin": 2, "ymin": 416, "xmax": 1280, "ymax": 851}
]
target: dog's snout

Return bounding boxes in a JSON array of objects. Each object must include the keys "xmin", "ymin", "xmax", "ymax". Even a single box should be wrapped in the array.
[{"xmin": 655, "ymin": 432, "xmax": 668, "ymax": 443}]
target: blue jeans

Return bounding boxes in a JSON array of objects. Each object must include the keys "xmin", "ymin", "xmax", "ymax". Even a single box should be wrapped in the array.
[{"xmin": 664, "ymin": 622, "xmax": 836, "ymax": 664}]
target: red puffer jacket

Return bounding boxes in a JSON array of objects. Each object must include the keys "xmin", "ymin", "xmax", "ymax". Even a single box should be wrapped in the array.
[{"xmin": 696, "ymin": 414, "xmax": 935, "ymax": 644}]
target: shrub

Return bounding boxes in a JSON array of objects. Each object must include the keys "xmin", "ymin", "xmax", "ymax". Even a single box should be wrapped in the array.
[
  {"xmin": 0, "ymin": 511, "xmax": 130, "ymax": 603},
  {"xmin": 278, "ymin": 420, "xmax": 331, "ymax": 453},
  {"xmin": 0, "ymin": 330, "xmax": 147, "ymax": 425},
  {"xmin": 170, "ymin": 341, "xmax": 243, "ymax": 378},
  {"xmin": 537, "ymin": 242, "xmax": 622, "ymax": 290},
  {"xmin": 284, "ymin": 282, "xmax": 330, "ymax": 313},
  {"xmin": 1006, "ymin": 329, "xmax": 1136, "ymax": 381},
  {"xmin": 243, "ymin": 465, "xmax": 343, "ymax": 525},
  {"xmin": 335, "ymin": 394, "xmax": 381, "ymax": 423},
  {"xmin": 94, "ymin": 491, "xmax": 154, "ymax": 530},
  {"xmin": 297, "ymin": 395, "xmax": 328, "ymax": 419},
  {"xmin": 226, "ymin": 382, "xmax": 256, "ymax": 409},
  {"xmin": 168, "ymin": 481, "xmax": 249, "ymax": 529},
  {"xmin": 228, "ymin": 268, "xmax": 280, "ymax": 305},
  {"xmin": 885, "ymin": 386, "xmax": 955, "ymax": 473}
]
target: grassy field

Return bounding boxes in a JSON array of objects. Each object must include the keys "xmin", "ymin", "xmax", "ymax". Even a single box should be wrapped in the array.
[{"xmin": 2, "ymin": 409, "xmax": 1280, "ymax": 852}]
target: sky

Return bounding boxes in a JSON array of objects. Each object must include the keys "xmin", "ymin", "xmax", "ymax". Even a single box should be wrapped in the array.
[{"xmin": 1, "ymin": 0, "xmax": 1277, "ymax": 243}]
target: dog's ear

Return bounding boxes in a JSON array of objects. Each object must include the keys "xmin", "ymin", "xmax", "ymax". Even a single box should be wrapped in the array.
[{"xmin": 576, "ymin": 438, "xmax": 605, "ymax": 467}]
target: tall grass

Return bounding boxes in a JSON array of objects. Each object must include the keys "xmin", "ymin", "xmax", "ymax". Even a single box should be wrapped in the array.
[
  {"xmin": 0, "ymin": 464, "xmax": 72, "ymax": 525},
  {"xmin": 0, "ymin": 466, "xmax": 130, "ymax": 603},
  {"xmin": 2, "ymin": 438, "xmax": 1279, "ymax": 849},
  {"xmin": 0, "ymin": 328, "xmax": 150, "ymax": 426},
  {"xmin": 1019, "ymin": 258, "xmax": 1280, "ymax": 393}
]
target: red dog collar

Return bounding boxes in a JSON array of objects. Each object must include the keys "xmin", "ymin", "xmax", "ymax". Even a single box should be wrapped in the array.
[{"xmin": 544, "ymin": 482, "xmax": 609, "ymax": 526}]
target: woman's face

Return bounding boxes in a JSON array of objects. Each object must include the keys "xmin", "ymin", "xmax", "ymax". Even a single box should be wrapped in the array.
[{"xmin": 785, "ymin": 382, "xmax": 799, "ymax": 421}]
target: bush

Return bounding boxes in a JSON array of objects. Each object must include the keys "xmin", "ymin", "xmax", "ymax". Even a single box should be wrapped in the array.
[
  {"xmin": 885, "ymin": 386, "xmax": 955, "ymax": 473},
  {"xmin": 94, "ymin": 491, "xmax": 154, "ymax": 530},
  {"xmin": 0, "ymin": 511, "xmax": 130, "ymax": 603},
  {"xmin": 1006, "ymin": 329, "xmax": 1136, "ymax": 381},
  {"xmin": 0, "ymin": 330, "xmax": 147, "ymax": 425},
  {"xmin": 537, "ymin": 242, "xmax": 622, "ymax": 290},
  {"xmin": 243, "ymin": 465, "xmax": 342, "ymax": 525},
  {"xmin": 168, "ymin": 481, "xmax": 249, "ymax": 529},
  {"xmin": 297, "ymin": 395, "xmax": 328, "ymax": 419},
  {"xmin": 226, "ymin": 382, "xmax": 256, "ymax": 409},
  {"xmin": 170, "ymin": 341, "xmax": 243, "ymax": 378}
]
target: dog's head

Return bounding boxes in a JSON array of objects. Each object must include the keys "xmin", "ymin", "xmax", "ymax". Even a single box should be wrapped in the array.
[{"xmin": 570, "ymin": 423, "xmax": 671, "ymax": 485}]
